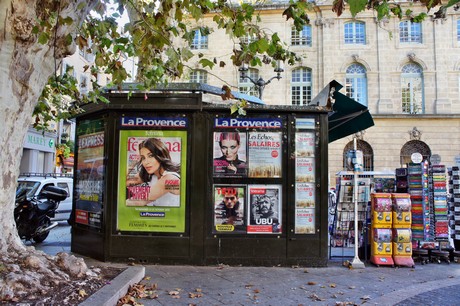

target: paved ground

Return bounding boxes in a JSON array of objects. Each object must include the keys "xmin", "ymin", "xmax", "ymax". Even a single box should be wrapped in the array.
[{"xmin": 34, "ymin": 226, "xmax": 460, "ymax": 306}]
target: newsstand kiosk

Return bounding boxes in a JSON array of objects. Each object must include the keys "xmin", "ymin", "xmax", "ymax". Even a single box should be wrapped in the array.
[{"xmin": 70, "ymin": 83, "xmax": 331, "ymax": 266}]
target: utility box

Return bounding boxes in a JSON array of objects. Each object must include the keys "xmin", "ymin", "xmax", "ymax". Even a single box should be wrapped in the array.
[{"xmin": 71, "ymin": 84, "xmax": 330, "ymax": 266}]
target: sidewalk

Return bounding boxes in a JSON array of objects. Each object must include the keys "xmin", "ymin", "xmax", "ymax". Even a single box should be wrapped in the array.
[
  {"xmin": 116, "ymin": 260, "xmax": 460, "ymax": 306},
  {"xmin": 35, "ymin": 228, "xmax": 460, "ymax": 305}
]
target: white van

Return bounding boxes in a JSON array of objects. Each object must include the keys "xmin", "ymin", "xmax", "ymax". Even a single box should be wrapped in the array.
[{"xmin": 16, "ymin": 173, "xmax": 73, "ymax": 222}]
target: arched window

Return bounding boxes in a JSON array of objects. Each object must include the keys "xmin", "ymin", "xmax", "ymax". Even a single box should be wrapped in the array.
[
  {"xmin": 344, "ymin": 21, "xmax": 366, "ymax": 44},
  {"xmin": 343, "ymin": 140, "xmax": 374, "ymax": 171},
  {"xmin": 345, "ymin": 64, "xmax": 367, "ymax": 106},
  {"xmin": 291, "ymin": 25, "xmax": 312, "ymax": 47},
  {"xmin": 291, "ymin": 67, "xmax": 312, "ymax": 106},
  {"xmin": 191, "ymin": 29, "xmax": 208, "ymax": 49},
  {"xmin": 239, "ymin": 68, "xmax": 259, "ymax": 97},
  {"xmin": 400, "ymin": 140, "xmax": 431, "ymax": 166},
  {"xmin": 399, "ymin": 21, "xmax": 422, "ymax": 43},
  {"xmin": 190, "ymin": 70, "xmax": 208, "ymax": 84},
  {"xmin": 401, "ymin": 63, "xmax": 424, "ymax": 114}
]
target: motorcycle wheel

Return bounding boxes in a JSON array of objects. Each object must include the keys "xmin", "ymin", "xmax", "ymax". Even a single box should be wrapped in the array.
[{"xmin": 33, "ymin": 218, "xmax": 50, "ymax": 243}]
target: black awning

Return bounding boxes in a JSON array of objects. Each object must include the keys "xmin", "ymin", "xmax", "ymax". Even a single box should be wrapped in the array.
[{"xmin": 311, "ymin": 80, "xmax": 374, "ymax": 143}]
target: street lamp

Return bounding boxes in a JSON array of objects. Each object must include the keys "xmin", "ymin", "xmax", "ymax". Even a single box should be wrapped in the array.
[{"xmin": 238, "ymin": 61, "xmax": 284, "ymax": 100}]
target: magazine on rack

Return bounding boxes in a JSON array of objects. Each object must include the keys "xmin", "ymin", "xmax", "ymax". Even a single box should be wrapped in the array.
[
  {"xmin": 248, "ymin": 132, "xmax": 282, "ymax": 178},
  {"xmin": 213, "ymin": 185, "xmax": 246, "ymax": 233}
]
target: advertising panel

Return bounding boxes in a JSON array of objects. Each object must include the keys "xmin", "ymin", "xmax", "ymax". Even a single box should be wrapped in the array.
[
  {"xmin": 213, "ymin": 185, "xmax": 246, "ymax": 234},
  {"xmin": 117, "ymin": 129, "xmax": 187, "ymax": 232},
  {"xmin": 248, "ymin": 132, "xmax": 282, "ymax": 178},
  {"xmin": 75, "ymin": 119, "xmax": 105, "ymax": 228},
  {"xmin": 247, "ymin": 185, "xmax": 282, "ymax": 234},
  {"xmin": 294, "ymin": 118, "xmax": 317, "ymax": 234}
]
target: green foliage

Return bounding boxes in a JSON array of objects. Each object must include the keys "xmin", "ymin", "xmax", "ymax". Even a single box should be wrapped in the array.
[{"xmin": 32, "ymin": 0, "xmax": 459, "ymax": 128}]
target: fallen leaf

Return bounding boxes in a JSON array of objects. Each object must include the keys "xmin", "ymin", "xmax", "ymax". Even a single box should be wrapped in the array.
[
  {"xmin": 307, "ymin": 281, "xmax": 317, "ymax": 285},
  {"xmin": 245, "ymin": 284, "xmax": 254, "ymax": 289},
  {"xmin": 169, "ymin": 290, "xmax": 180, "ymax": 296},
  {"xmin": 78, "ymin": 289, "xmax": 87, "ymax": 297},
  {"xmin": 309, "ymin": 293, "xmax": 325, "ymax": 301},
  {"xmin": 195, "ymin": 288, "xmax": 202, "ymax": 292},
  {"xmin": 144, "ymin": 276, "xmax": 151, "ymax": 280},
  {"xmin": 253, "ymin": 289, "xmax": 260, "ymax": 293},
  {"xmin": 329, "ymin": 283, "xmax": 337, "ymax": 288},
  {"xmin": 361, "ymin": 295, "xmax": 371, "ymax": 300}
]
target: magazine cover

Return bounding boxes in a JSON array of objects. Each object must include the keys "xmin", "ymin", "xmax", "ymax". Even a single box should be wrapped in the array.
[
  {"xmin": 247, "ymin": 185, "xmax": 282, "ymax": 234},
  {"xmin": 295, "ymin": 157, "xmax": 315, "ymax": 183},
  {"xmin": 248, "ymin": 132, "xmax": 282, "ymax": 178},
  {"xmin": 117, "ymin": 130, "xmax": 187, "ymax": 233},
  {"xmin": 213, "ymin": 132, "xmax": 247, "ymax": 177},
  {"xmin": 295, "ymin": 208, "xmax": 315, "ymax": 234},
  {"xmin": 295, "ymin": 132, "xmax": 315, "ymax": 157},
  {"xmin": 295, "ymin": 183, "xmax": 316, "ymax": 208},
  {"xmin": 213, "ymin": 185, "xmax": 246, "ymax": 234}
]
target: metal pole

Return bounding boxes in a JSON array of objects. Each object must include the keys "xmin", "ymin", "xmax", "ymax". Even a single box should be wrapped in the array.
[{"xmin": 351, "ymin": 136, "xmax": 365, "ymax": 269}]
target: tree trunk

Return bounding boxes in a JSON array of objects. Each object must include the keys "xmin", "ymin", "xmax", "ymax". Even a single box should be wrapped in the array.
[{"xmin": 0, "ymin": 0, "xmax": 97, "ymax": 300}]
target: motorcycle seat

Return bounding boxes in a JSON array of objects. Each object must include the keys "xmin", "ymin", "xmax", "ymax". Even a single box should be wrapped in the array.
[{"xmin": 37, "ymin": 201, "xmax": 57, "ymax": 213}]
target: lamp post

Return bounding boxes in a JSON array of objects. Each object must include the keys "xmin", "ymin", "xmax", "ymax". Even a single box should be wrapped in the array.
[{"xmin": 238, "ymin": 62, "xmax": 284, "ymax": 100}]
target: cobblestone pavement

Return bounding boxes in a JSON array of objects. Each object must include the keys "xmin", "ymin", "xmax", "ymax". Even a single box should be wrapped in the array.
[{"xmin": 132, "ymin": 261, "xmax": 460, "ymax": 306}]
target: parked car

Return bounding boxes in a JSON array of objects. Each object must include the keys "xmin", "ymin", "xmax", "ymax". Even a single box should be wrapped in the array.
[{"xmin": 16, "ymin": 173, "xmax": 73, "ymax": 223}]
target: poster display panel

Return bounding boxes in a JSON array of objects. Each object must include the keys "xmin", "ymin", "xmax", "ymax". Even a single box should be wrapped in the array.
[
  {"xmin": 213, "ymin": 185, "xmax": 246, "ymax": 234},
  {"xmin": 75, "ymin": 119, "xmax": 105, "ymax": 228},
  {"xmin": 247, "ymin": 185, "xmax": 282, "ymax": 234},
  {"xmin": 248, "ymin": 132, "xmax": 282, "ymax": 178},
  {"xmin": 117, "ymin": 129, "xmax": 187, "ymax": 233},
  {"xmin": 294, "ymin": 118, "xmax": 317, "ymax": 234}
]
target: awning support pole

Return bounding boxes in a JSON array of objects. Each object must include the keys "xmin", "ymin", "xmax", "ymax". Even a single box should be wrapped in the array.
[{"xmin": 351, "ymin": 136, "xmax": 365, "ymax": 269}]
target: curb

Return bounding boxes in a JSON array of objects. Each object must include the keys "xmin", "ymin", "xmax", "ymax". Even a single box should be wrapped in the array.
[{"xmin": 79, "ymin": 266, "xmax": 145, "ymax": 306}]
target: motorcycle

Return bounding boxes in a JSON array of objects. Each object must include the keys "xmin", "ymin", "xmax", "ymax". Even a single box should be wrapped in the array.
[{"xmin": 15, "ymin": 185, "xmax": 68, "ymax": 243}]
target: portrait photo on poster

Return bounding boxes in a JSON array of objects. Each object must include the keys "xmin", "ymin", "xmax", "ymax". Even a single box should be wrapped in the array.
[
  {"xmin": 247, "ymin": 185, "xmax": 282, "ymax": 234},
  {"xmin": 125, "ymin": 137, "xmax": 181, "ymax": 207},
  {"xmin": 213, "ymin": 132, "xmax": 248, "ymax": 177},
  {"xmin": 213, "ymin": 185, "xmax": 246, "ymax": 234}
]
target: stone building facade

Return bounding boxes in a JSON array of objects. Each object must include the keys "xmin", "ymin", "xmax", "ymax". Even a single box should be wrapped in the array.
[{"xmin": 180, "ymin": 1, "xmax": 460, "ymax": 185}]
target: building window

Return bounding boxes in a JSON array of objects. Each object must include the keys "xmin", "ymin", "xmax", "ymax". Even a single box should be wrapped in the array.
[
  {"xmin": 191, "ymin": 30, "xmax": 208, "ymax": 50},
  {"xmin": 457, "ymin": 19, "xmax": 460, "ymax": 42},
  {"xmin": 291, "ymin": 67, "xmax": 312, "ymax": 106},
  {"xmin": 345, "ymin": 64, "xmax": 367, "ymax": 106},
  {"xmin": 343, "ymin": 140, "xmax": 374, "ymax": 171},
  {"xmin": 291, "ymin": 25, "xmax": 312, "ymax": 46},
  {"xmin": 344, "ymin": 21, "xmax": 366, "ymax": 44},
  {"xmin": 399, "ymin": 21, "xmax": 422, "ymax": 43},
  {"xmin": 401, "ymin": 63, "xmax": 424, "ymax": 114},
  {"xmin": 240, "ymin": 34, "xmax": 256, "ymax": 46},
  {"xmin": 239, "ymin": 68, "xmax": 259, "ymax": 97},
  {"xmin": 190, "ymin": 70, "xmax": 207, "ymax": 84},
  {"xmin": 400, "ymin": 140, "xmax": 431, "ymax": 166}
]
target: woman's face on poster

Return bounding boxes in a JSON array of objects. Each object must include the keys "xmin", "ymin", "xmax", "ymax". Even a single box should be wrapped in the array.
[
  {"xmin": 140, "ymin": 147, "xmax": 161, "ymax": 174},
  {"xmin": 220, "ymin": 139, "xmax": 239, "ymax": 161}
]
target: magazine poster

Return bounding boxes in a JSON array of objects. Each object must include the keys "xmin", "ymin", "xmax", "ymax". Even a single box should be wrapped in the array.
[
  {"xmin": 295, "ymin": 208, "xmax": 315, "ymax": 234},
  {"xmin": 247, "ymin": 185, "xmax": 282, "ymax": 234},
  {"xmin": 295, "ymin": 157, "xmax": 315, "ymax": 183},
  {"xmin": 75, "ymin": 119, "xmax": 105, "ymax": 228},
  {"xmin": 295, "ymin": 183, "xmax": 316, "ymax": 208},
  {"xmin": 213, "ymin": 185, "xmax": 246, "ymax": 234},
  {"xmin": 213, "ymin": 132, "xmax": 248, "ymax": 177},
  {"xmin": 117, "ymin": 130, "xmax": 187, "ymax": 233},
  {"xmin": 248, "ymin": 132, "xmax": 282, "ymax": 178},
  {"xmin": 295, "ymin": 132, "xmax": 315, "ymax": 158}
]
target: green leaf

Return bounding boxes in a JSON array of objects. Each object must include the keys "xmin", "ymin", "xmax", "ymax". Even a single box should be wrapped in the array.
[
  {"xmin": 348, "ymin": 0, "xmax": 368, "ymax": 17},
  {"xmin": 199, "ymin": 58, "xmax": 215, "ymax": 69},
  {"xmin": 38, "ymin": 32, "xmax": 49, "ymax": 44}
]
